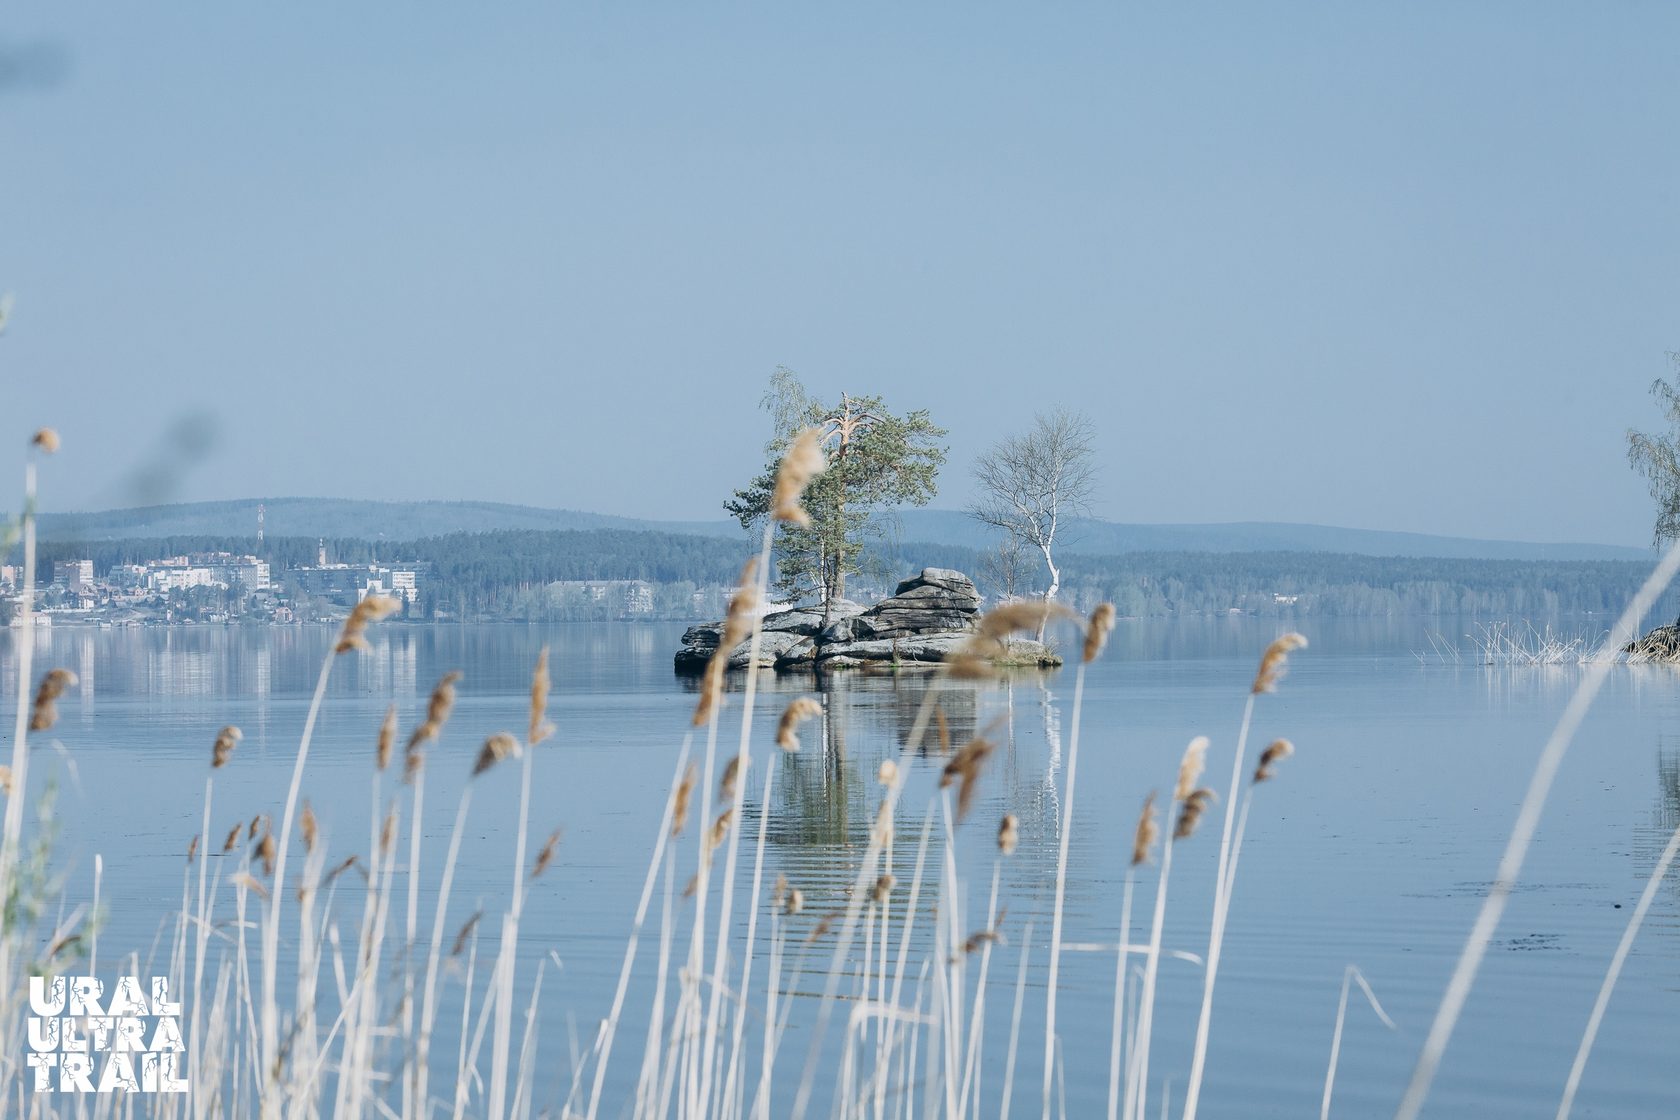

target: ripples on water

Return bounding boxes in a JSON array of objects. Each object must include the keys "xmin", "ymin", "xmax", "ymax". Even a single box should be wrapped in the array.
[{"xmin": 2, "ymin": 617, "xmax": 1680, "ymax": 1116}]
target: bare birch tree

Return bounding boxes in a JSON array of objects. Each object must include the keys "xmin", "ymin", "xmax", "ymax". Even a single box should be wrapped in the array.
[{"xmin": 968, "ymin": 409, "xmax": 1097, "ymax": 638}]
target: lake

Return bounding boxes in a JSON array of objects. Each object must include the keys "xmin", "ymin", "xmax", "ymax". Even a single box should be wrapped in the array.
[{"xmin": 1, "ymin": 616, "xmax": 1677, "ymax": 1117}]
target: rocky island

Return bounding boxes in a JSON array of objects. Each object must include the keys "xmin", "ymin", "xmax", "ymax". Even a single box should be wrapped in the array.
[{"xmin": 673, "ymin": 568, "xmax": 1061, "ymax": 672}]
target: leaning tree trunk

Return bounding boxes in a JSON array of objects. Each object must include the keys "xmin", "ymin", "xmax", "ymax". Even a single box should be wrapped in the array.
[{"xmin": 1037, "ymin": 544, "xmax": 1060, "ymax": 642}]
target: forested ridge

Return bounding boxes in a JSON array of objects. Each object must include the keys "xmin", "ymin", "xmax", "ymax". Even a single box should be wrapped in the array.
[{"xmin": 20, "ymin": 529, "xmax": 1673, "ymax": 621}]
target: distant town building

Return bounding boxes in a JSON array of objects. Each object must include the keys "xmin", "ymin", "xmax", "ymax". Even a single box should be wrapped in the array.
[{"xmin": 52, "ymin": 560, "xmax": 95, "ymax": 595}]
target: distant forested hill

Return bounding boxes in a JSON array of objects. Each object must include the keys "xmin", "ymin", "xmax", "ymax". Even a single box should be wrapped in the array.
[
  {"xmin": 21, "ymin": 527, "xmax": 1676, "ymax": 622},
  {"xmin": 20, "ymin": 497, "xmax": 1649, "ymax": 563}
]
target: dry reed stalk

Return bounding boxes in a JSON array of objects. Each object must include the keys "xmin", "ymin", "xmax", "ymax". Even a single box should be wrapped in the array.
[
  {"xmin": 583, "ymin": 743, "xmax": 696, "ymax": 1120},
  {"xmin": 212, "ymin": 725, "xmax": 243, "ymax": 768},
  {"xmin": 29, "ymin": 668, "xmax": 76, "ymax": 732},
  {"xmin": 473, "ymin": 732, "xmax": 522, "ymax": 777},
  {"xmin": 1084, "ymin": 602, "xmax": 1117, "ymax": 663},
  {"xmin": 1182, "ymin": 637, "xmax": 1310, "ymax": 1120},
  {"xmin": 0, "ymin": 452, "xmax": 41, "ymax": 994},
  {"xmin": 998, "ymin": 813, "xmax": 1020, "ymax": 856},
  {"xmin": 1042, "ymin": 657, "xmax": 1092, "ymax": 1120},
  {"xmin": 1556, "ymin": 815, "xmax": 1680, "ymax": 1118},
  {"xmin": 775, "ymin": 697, "xmax": 822, "ymax": 751},
  {"xmin": 1320, "ymin": 966, "xmax": 1395, "ymax": 1120},
  {"xmin": 1128, "ymin": 736, "xmax": 1206, "ymax": 1120}
]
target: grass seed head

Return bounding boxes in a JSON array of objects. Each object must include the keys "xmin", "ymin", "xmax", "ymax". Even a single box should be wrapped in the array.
[
  {"xmin": 720, "ymin": 755, "xmax": 746, "ymax": 801},
  {"xmin": 29, "ymin": 668, "xmax": 77, "ymax": 732},
  {"xmin": 531, "ymin": 828, "xmax": 562, "ymax": 880},
  {"xmin": 1175, "ymin": 736, "xmax": 1209, "ymax": 803},
  {"xmin": 376, "ymin": 704, "xmax": 397, "ymax": 772},
  {"xmin": 473, "ymin": 732, "xmax": 521, "ymax": 777},
  {"xmin": 1174, "ymin": 788, "xmax": 1217, "ymax": 840},
  {"xmin": 336, "ymin": 594, "xmax": 399, "ymax": 655},
  {"xmin": 1252, "ymin": 632, "xmax": 1308, "ymax": 695},
  {"xmin": 529, "ymin": 647, "xmax": 554, "ymax": 746},
  {"xmin": 211, "ymin": 725, "xmax": 242, "ymax": 769},
  {"xmin": 775, "ymin": 696, "xmax": 822, "ymax": 751},
  {"xmin": 998, "ymin": 813, "xmax": 1020, "ymax": 856},
  {"xmin": 31, "ymin": 428, "xmax": 60, "ymax": 454},
  {"xmin": 1254, "ymin": 738, "xmax": 1295, "ymax": 783},
  {"xmin": 1132, "ymin": 792, "xmax": 1158, "ymax": 866},
  {"xmin": 1083, "ymin": 602, "xmax": 1117, "ymax": 663},
  {"xmin": 671, "ymin": 762, "xmax": 697, "ymax": 837},
  {"xmin": 772, "ymin": 426, "xmax": 828, "ymax": 525}
]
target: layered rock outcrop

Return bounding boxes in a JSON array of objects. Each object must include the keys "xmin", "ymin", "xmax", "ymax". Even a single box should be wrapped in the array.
[{"xmin": 673, "ymin": 569, "xmax": 1061, "ymax": 671}]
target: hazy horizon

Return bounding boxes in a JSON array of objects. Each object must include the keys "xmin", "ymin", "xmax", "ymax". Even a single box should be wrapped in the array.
[{"xmin": 2, "ymin": 5, "xmax": 1676, "ymax": 547}]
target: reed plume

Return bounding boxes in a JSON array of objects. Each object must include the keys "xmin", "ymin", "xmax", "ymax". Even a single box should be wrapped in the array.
[
  {"xmin": 941, "ymin": 733, "xmax": 997, "ymax": 822},
  {"xmin": 29, "ymin": 668, "xmax": 76, "ymax": 732},
  {"xmin": 376, "ymin": 704, "xmax": 397, "ymax": 771},
  {"xmin": 407, "ymin": 671, "xmax": 463, "ymax": 780},
  {"xmin": 1083, "ymin": 602, "xmax": 1117, "ymax": 663},
  {"xmin": 1176, "ymin": 736, "xmax": 1210, "ymax": 802},
  {"xmin": 380, "ymin": 809, "xmax": 398, "ymax": 857},
  {"xmin": 772, "ymin": 873, "xmax": 789, "ymax": 909},
  {"xmin": 222, "ymin": 823, "xmax": 242, "ymax": 853},
  {"xmin": 707, "ymin": 808, "xmax": 735, "ymax": 853},
  {"xmin": 1252, "ymin": 632, "xmax": 1308, "ymax": 694},
  {"xmin": 256, "ymin": 829, "xmax": 277, "ymax": 877},
  {"xmin": 187, "ymin": 834, "xmax": 200, "ymax": 863},
  {"xmin": 952, "ymin": 600, "xmax": 1079, "ymax": 675},
  {"xmin": 211, "ymin": 725, "xmax": 242, "ymax": 769},
  {"xmin": 872, "ymin": 801, "xmax": 894, "ymax": 846},
  {"xmin": 693, "ymin": 559, "xmax": 761, "ymax": 727},
  {"xmin": 876, "ymin": 759, "xmax": 898, "ymax": 786},
  {"xmin": 529, "ymin": 647, "xmax": 554, "ymax": 746},
  {"xmin": 775, "ymin": 697, "xmax": 821, "ymax": 751},
  {"xmin": 720, "ymin": 756, "xmax": 745, "ymax": 800},
  {"xmin": 1132, "ymin": 792, "xmax": 1158, "ymax": 866},
  {"xmin": 785, "ymin": 887, "xmax": 805, "ymax": 916},
  {"xmin": 451, "ymin": 912, "xmax": 483, "ymax": 957},
  {"xmin": 324, "ymin": 855, "xmax": 359, "ymax": 886},
  {"xmin": 335, "ymin": 594, "xmax": 399, "ymax": 655},
  {"xmin": 473, "ymin": 732, "xmax": 521, "ymax": 777},
  {"xmin": 772, "ymin": 426, "xmax": 827, "ymax": 525},
  {"xmin": 30, "ymin": 428, "xmax": 59, "ymax": 454},
  {"xmin": 998, "ymin": 813, "xmax": 1019, "ymax": 856},
  {"xmin": 1253, "ymin": 739, "xmax": 1294, "ymax": 783},
  {"xmin": 531, "ymin": 829, "xmax": 561, "ymax": 880},
  {"xmin": 232, "ymin": 872, "xmax": 269, "ymax": 899},
  {"xmin": 671, "ymin": 763, "xmax": 697, "ymax": 837},
  {"xmin": 934, "ymin": 705, "xmax": 951, "ymax": 753},
  {"xmin": 0, "ymin": 766, "xmax": 13, "ymax": 797},
  {"xmin": 1175, "ymin": 788, "xmax": 1217, "ymax": 840},
  {"xmin": 300, "ymin": 801, "xmax": 318, "ymax": 853},
  {"xmin": 871, "ymin": 873, "xmax": 895, "ymax": 904},
  {"xmin": 248, "ymin": 814, "xmax": 266, "ymax": 841}
]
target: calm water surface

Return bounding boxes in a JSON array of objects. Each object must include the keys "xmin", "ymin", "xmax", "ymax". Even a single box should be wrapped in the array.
[{"xmin": 2, "ymin": 617, "xmax": 1678, "ymax": 1117}]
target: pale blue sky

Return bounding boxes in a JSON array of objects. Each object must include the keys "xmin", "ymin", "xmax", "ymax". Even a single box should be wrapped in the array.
[{"xmin": 1, "ymin": 4, "xmax": 1675, "ymax": 545}]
